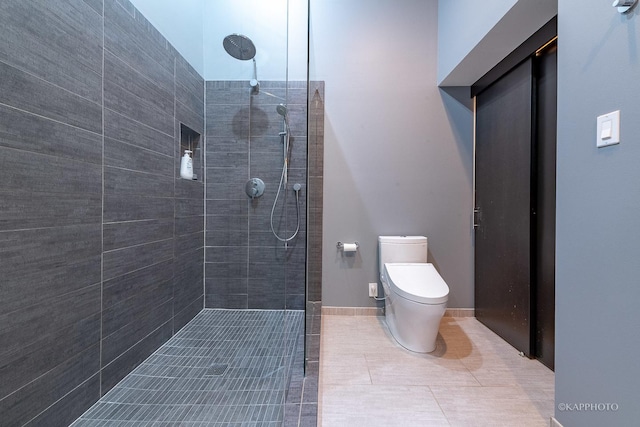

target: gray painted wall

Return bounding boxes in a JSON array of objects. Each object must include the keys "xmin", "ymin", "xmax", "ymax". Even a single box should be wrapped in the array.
[
  {"xmin": 437, "ymin": 0, "xmax": 557, "ymax": 86},
  {"xmin": 437, "ymin": 0, "xmax": 516, "ymax": 84},
  {"xmin": 310, "ymin": 0, "xmax": 474, "ymax": 309},
  {"xmin": 555, "ymin": 1, "xmax": 640, "ymax": 425},
  {"xmin": 439, "ymin": 0, "xmax": 640, "ymax": 424}
]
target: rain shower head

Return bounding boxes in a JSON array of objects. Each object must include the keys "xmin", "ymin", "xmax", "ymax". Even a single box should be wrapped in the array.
[
  {"xmin": 224, "ymin": 34, "xmax": 259, "ymax": 93},
  {"xmin": 276, "ymin": 104, "xmax": 288, "ymax": 117},
  {"xmin": 223, "ymin": 34, "xmax": 256, "ymax": 60}
]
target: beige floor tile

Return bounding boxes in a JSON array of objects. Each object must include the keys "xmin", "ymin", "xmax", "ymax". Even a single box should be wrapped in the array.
[
  {"xmin": 430, "ymin": 385, "xmax": 553, "ymax": 427},
  {"xmin": 321, "ymin": 384, "xmax": 450, "ymax": 427},
  {"xmin": 462, "ymin": 355, "xmax": 555, "ymax": 390},
  {"xmin": 447, "ymin": 318, "xmax": 555, "ymax": 391},
  {"xmin": 321, "ymin": 353, "xmax": 372, "ymax": 385},
  {"xmin": 319, "ymin": 315, "xmax": 555, "ymax": 426},
  {"xmin": 321, "ymin": 315, "xmax": 398, "ymax": 355},
  {"xmin": 366, "ymin": 351, "xmax": 481, "ymax": 387}
]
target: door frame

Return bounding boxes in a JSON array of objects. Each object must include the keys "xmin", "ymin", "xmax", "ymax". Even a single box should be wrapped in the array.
[{"xmin": 471, "ymin": 18, "xmax": 557, "ymax": 367}]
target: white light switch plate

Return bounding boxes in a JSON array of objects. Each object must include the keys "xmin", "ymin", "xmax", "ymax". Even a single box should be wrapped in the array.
[{"xmin": 596, "ymin": 110, "xmax": 620, "ymax": 148}]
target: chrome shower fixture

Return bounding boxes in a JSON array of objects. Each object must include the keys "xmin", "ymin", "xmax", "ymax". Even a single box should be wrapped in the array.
[
  {"xmin": 276, "ymin": 103, "xmax": 291, "ymax": 142},
  {"xmin": 223, "ymin": 34, "xmax": 259, "ymax": 91},
  {"xmin": 613, "ymin": 0, "xmax": 637, "ymax": 13},
  {"xmin": 250, "ymin": 59, "xmax": 259, "ymax": 93},
  {"xmin": 222, "ymin": 34, "xmax": 256, "ymax": 60},
  {"xmin": 276, "ymin": 103, "xmax": 288, "ymax": 117},
  {"xmin": 270, "ymin": 103, "xmax": 300, "ymax": 248}
]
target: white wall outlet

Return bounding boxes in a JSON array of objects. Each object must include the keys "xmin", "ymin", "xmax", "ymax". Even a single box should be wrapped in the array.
[{"xmin": 368, "ymin": 282, "xmax": 378, "ymax": 298}]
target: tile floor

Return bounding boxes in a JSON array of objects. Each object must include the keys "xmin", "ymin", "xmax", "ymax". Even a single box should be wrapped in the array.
[
  {"xmin": 72, "ymin": 309, "xmax": 305, "ymax": 426},
  {"xmin": 319, "ymin": 315, "xmax": 554, "ymax": 426}
]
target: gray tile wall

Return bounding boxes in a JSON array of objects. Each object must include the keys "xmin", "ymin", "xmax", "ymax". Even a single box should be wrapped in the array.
[
  {"xmin": 0, "ymin": 1, "xmax": 204, "ymax": 425},
  {"xmin": 307, "ymin": 82, "xmax": 325, "ymax": 304},
  {"xmin": 306, "ymin": 82, "xmax": 324, "ymax": 383},
  {"xmin": 205, "ymin": 81, "xmax": 310, "ymax": 310}
]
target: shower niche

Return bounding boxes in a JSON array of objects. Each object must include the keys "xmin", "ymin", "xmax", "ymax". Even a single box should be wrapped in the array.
[{"xmin": 180, "ymin": 123, "xmax": 201, "ymax": 180}]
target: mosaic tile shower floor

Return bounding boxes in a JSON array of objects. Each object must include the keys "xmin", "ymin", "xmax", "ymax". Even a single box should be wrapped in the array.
[{"xmin": 72, "ymin": 309, "xmax": 303, "ymax": 426}]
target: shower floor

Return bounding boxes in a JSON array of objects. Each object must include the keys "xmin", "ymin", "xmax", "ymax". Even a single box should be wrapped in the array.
[{"xmin": 72, "ymin": 309, "xmax": 304, "ymax": 426}]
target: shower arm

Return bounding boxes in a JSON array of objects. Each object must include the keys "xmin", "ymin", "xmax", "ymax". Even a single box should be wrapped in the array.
[{"xmin": 250, "ymin": 58, "xmax": 259, "ymax": 91}]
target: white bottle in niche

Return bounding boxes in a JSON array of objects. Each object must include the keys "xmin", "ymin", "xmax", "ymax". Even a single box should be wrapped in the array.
[{"xmin": 180, "ymin": 150, "xmax": 193, "ymax": 180}]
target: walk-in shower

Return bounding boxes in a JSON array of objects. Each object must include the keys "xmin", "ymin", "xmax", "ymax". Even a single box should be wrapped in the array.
[{"xmin": 1, "ymin": 0, "xmax": 320, "ymax": 425}]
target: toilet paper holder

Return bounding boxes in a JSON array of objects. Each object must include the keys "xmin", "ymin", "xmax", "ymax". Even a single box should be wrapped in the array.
[{"xmin": 336, "ymin": 241, "xmax": 359, "ymax": 250}]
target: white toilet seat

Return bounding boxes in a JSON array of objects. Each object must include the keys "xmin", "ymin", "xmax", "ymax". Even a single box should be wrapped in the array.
[{"xmin": 383, "ymin": 263, "xmax": 449, "ymax": 304}]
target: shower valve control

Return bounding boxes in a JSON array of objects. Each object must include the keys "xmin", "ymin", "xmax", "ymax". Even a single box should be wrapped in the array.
[{"xmin": 245, "ymin": 178, "xmax": 265, "ymax": 199}]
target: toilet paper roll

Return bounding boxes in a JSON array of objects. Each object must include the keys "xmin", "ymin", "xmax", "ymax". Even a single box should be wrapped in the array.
[{"xmin": 342, "ymin": 243, "xmax": 358, "ymax": 253}]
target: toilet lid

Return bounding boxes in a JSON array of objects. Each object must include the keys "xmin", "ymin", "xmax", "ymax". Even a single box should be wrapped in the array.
[{"xmin": 383, "ymin": 263, "xmax": 449, "ymax": 304}]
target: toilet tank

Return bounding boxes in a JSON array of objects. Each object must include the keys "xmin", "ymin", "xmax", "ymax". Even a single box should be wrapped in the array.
[{"xmin": 378, "ymin": 236, "xmax": 428, "ymax": 274}]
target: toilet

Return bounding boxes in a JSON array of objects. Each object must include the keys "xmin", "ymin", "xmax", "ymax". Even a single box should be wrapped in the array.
[{"xmin": 378, "ymin": 236, "xmax": 449, "ymax": 353}]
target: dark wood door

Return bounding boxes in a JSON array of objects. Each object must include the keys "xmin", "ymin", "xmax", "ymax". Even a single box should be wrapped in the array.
[
  {"xmin": 475, "ymin": 58, "xmax": 534, "ymax": 356},
  {"xmin": 534, "ymin": 42, "xmax": 557, "ymax": 370}
]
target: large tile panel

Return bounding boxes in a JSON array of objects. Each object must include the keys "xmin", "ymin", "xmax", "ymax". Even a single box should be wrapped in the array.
[
  {"xmin": 104, "ymin": 0, "xmax": 174, "ymax": 87},
  {"xmin": 104, "ymin": 108, "xmax": 174, "ymax": 157},
  {"xmin": 0, "ymin": 344, "xmax": 100, "ymax": 426},
  {"xmin": 103, "ymin": 218, "xmax": 174, "ymax": 252},
  {"xmin": 24, "ymin": 374, "xmax": 100, "ymax": 427},
  {"xmin": 0, "ymin": 61, "xmax": 101, "ymax": 133},
  {"xmin": 0, "ymin": 284, "xmax": 101, "ymax": 363},
  {"xmin": 0, "ymin": 313, "xmax": 100, "ymax": 401},
  {"xmin": 0, "ymin": 190, "xmax": 101, "ymax": 231},
  {"xmin": 103, "ymin": 50, "xmax": 174, "ymax": 136},
  {"xmin": 176, "ymin": 56, "xmax": 204, "ymax": 118},
  {"xmin": 101, "ymin": 299, "xmax": 173, "ymax": 365},
  {"xmin": 103, "ymin": 194, "xmax": 175, "ymax": 222},
  {"xmin": 0, "ymin": 0, "xmax": 103, "ymax": 103},
  {"xmin": 104, "ymin": 137, "xmax": 174, "ymax": 176},
  {"xmin": 103, "ymin": 239, "xmax": 174, "ymax": 281},
  {"xmin": 0, "ymin": 104, "xmax": 102, "ymax": 163},
  {"xmin": 173, "ymin": 249, "xmax": 204, "ymax": 315},
  {"xmin": 104, "ymin": 166, "xmax": 174, "ymax": 198},
  {"xmin": 0, "ymin": 225, "xmax": 102, "ymax": 314},
  {"xmin": 100, "ymin": 321, "xmax": 173, "ymax": 394}
]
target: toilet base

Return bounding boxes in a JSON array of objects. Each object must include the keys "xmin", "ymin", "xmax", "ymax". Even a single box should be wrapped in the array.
[{"xmin": 383, "ymin": 288, "xmax": 446, "ymax": 353}]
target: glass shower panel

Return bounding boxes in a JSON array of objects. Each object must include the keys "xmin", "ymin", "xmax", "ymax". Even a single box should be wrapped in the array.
[{"xmin": 203, "ymin": 0, "xmax": 309, "ymax": 424}]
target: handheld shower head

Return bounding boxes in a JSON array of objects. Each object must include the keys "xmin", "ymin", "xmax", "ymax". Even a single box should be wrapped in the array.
[{"xmin": 276, "ymin": 104, "xmax": 288, "ymax": 117}]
